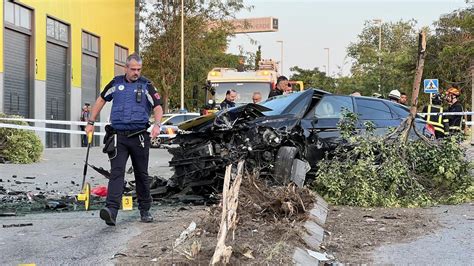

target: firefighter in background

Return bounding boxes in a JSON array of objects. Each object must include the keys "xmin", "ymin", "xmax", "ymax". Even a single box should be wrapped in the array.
[
  {"xmin": 422, "ymin": 94, "xmax": 445, "ymax": 138},
  {"xmin": 388, "ymin": 89, "xmax": 401, "ymax": 103},
  {"xmin": 444, "ymin": 87, "xmax": 464, "ymax": 135}
]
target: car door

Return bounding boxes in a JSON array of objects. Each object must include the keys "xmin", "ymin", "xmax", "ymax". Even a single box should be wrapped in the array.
[
  {"xmin": 354, "ymin": 98, "xmax": 398, "ymax": 135},
  {"xmin": 303, "ymin": 95, "xmax": 354, "ymax": 166}
]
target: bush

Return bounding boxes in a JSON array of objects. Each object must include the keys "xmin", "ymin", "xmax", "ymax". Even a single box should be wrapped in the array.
[
  {"xmin": 312, "ymin": 112, "xmax": 473, "ymax": 207},
  {"xmin": 0, "ymin": 113, "xmax": 43, "ymax": 163}
]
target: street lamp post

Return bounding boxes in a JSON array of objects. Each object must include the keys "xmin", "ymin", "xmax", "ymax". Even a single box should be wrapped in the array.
[
  {"xmin": 373, "ymin": 19, "xmax": 382, "ymax": 93},
  {"xmin": 324, "ymin": 48, "xmax": 330, "ymax": 77},
  {"xmin": 180, "ymin": 0, "xmax": 185, "ymax": 111},
  {"xmin": 277, "ymin": 40, "xmax": 283, "ymax": 75}
]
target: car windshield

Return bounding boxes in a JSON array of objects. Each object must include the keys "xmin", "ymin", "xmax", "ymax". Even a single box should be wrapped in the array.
[
  {"xmin": 213, "ymin": 82, "xmax": 272, "ymax": 105},
  {"xmin": 160, "ymin": 114, "xmax": 173, "ymax": 122},
  {"xmin": 260, "ymin": 92, "xmax": 304, "ymax": 116}
]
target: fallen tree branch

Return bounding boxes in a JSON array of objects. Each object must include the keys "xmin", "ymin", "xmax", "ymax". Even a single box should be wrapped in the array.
[{"xmin": 210, "ymin": 160, "xmax": 244, "ymax": 265}]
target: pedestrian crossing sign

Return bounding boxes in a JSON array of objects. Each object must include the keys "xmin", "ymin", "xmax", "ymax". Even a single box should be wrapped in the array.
[{"xmin": 424, "ymin": 79, "xmax": 439, "ymax": 93}]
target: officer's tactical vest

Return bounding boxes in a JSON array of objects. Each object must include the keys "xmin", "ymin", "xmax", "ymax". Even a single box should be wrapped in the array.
[{"xmin": 110, "ymin": 76, "xmax": 152, "ymax": 131}]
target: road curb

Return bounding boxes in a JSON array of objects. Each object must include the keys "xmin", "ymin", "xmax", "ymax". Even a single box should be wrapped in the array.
[{"xmin": 293, "ymin": 193, "xmax": 330, "ymax": 265}]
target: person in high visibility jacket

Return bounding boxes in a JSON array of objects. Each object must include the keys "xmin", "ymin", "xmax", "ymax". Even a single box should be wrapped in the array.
[
  {"xmin": 444, "ymin": 87, "xmax": 464, "ymax": 135},
  {"xmin": 422, "ymin": 94, "xmax": 445, "ymax": 138}
]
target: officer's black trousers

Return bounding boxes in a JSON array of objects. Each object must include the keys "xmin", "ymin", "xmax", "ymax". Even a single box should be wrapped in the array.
[{"xmin": 106, "ymin": 133, "xmax": 152, "ymax": 216}]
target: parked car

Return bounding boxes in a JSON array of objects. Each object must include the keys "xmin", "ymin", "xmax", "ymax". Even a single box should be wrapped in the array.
[
  {"xmin": 165, "ymin": 89, "xmax": 434, "ymax": 195},
  {"xmin": 149, "ymin": 112, "xmax": 200, "ymax": 148}
]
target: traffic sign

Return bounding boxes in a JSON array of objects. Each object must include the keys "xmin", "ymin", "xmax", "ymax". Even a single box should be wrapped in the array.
[{"xmin": 424, "ymin": 79, "xmax": 439, "ymax": 93}]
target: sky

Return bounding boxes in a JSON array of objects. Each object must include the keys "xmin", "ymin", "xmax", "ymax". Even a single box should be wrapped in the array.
[{"xmin": 227, "ymin": 0, "xmax": 470, "ymax": 77}]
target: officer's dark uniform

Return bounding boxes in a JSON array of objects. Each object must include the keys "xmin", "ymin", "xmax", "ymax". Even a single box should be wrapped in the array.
[
  {"xmin": 423, "ymin": 104, "xmax": 445, "ymax": 138},
  {"xmin": 268, "ymin": 88, "xmax": 282, "ymax": 98},
  {"xmin": 446, "ymin": 101, "xmax": 464, "ymax": 134},
  {"xmin": 220, "ymin": 99, "xmax": 235, "ymax": 109},
  {"xmin": 100, "ymin": 75, "xmax": 161, "ymax": 219}
]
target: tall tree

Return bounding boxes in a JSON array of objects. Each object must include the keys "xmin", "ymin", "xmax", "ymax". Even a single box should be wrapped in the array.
[
  {"xmin": 346, "ymin": 20, "xmax": 418, "ymax": 97},
  {"xmin": 423, "ymin": 6, "xmax": 473, "ymax": 110},
  {"xmin": 140, "ymin": 0, "xmax": 248, "ymax": 112},
  {"xmin": 254, "ymin": 45, "xmax": 262, "ymax": 70},
  {"xmin": 290, "ymin": 66, "xmax": 336, "ymax": 92}
]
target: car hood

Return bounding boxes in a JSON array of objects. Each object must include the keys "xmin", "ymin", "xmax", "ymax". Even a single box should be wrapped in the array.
[{"xmin": 178, "ymin": 103, "xmax": 272, "ymax": 132}]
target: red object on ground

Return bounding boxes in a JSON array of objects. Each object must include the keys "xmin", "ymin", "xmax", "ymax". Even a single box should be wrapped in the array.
[{"xmin": 91, "ymin": 185, "xmax": 108, "ymax": 197}]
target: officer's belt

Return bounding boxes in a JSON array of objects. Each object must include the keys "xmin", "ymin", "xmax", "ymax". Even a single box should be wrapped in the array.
[{"xmin": 115, "ymin": 128, "xmax": 147, "ymax": 137}]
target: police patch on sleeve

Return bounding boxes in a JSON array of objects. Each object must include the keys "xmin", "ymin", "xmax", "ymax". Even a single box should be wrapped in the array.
[{"xmin": 154, "ymin": 93, "xmax": 161, "ymax": 100}]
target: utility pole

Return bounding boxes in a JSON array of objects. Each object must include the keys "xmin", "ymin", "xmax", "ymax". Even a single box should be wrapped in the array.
[
  {"xmin": 180, "ymin": 0, "xmax": 185, "ymax": 111},
  {"xmin": 471, "ymin": 60, "xmax": 473, "ymax": 144},
  {"xmin": 324, "ymin": 48, "xmax": 330, "ymax": 77},
  {"xmin": 134, "ymin": 0, "xmax": 140, "ymax": 53},
  {"xmin": 277, "ymin": 40, "xmax": 283, "ymax": 75},
  {"xmin": 373, "ymin": 19, "xmax": 382, "ymax": 93}
]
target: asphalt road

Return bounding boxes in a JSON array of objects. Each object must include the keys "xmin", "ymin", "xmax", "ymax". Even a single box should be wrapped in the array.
[
  {"xmin": 372, "ymin": 203, "xmax": 474, "ymax": 265},
  {"xmin": 0, "ymin": 147, "xmax": 174, "ymax": 265},
  {"xmin": 0, "ymin": 146, "xmax": 174, "ymax": 195}
]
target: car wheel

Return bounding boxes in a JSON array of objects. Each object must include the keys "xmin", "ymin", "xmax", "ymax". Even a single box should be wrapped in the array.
[
  {"xmin": 274, "ymin": 146, "xmax": 298, "ymax": 185},
  {"xmin": 150, "ymin": 137, "xmax": 161, "ymax": 148}
]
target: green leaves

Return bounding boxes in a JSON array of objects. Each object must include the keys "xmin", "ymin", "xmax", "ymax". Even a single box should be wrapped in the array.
[
  {"xmin": 0, "ymin": 113, "xmax": 43, "ymax": 164},
  {"xmin": 312, "ymin": 112, "xmax": 472, "ymax": 207}
]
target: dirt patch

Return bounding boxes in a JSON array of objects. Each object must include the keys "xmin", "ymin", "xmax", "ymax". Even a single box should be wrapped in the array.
[
  {"xmin": 118, "ymin": 176, "xmax": 317, "ymax": 265},
  {"xmin": 322, "ymin": 205, "xmax": 440, "ymax": 264}
]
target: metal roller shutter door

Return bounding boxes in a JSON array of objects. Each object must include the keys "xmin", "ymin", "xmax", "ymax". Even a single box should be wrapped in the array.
[
  {"xmin": 46, "ymin": 42, "xmax": 68, "ymax": 148},
  {"xmin": 81, "ymin": 54, "xmax": 97, "ymax": 106},
  {"xmin": 81, "ymin": 53, "xmax": 100, "ymax": 145},
  {"xmin": 3, "ymin": 28, "xmax": 30, "ymax": 117}
]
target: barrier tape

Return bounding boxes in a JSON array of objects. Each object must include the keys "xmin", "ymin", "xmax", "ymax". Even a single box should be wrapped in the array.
[
  {"xmin": 0, "ymin": 117, "xmax": 108, "ymax": 126},
  {"xmin": 418, "ymin": 111, "xmax": 474, "ymax": 116},
  {"xmin": 0, "ymin": 123, "xmax": 176, "ymax": 138}
]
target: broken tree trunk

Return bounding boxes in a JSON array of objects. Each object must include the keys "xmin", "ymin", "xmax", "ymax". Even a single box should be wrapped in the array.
[
  {"xmin": 401, "ymin": 31, "xmax": 427, "ymax": 143},
  {"xmin": 210, "ymin": 160, "xmax": 244, "ymax": 265}
]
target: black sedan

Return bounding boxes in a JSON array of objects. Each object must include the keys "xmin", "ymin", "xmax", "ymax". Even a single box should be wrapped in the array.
[{"xmin": 167, "ymin": 89, "xmax": 434, "ymax": 193}]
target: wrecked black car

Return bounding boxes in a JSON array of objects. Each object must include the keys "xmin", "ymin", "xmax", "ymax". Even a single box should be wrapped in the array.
[{"xmin": 167, "ymin": 89, "xmax": 434, "ymax": 194}]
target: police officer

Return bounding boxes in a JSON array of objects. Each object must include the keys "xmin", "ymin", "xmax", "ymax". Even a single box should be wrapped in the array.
[
  {"xmin": 445, "ymin": 87, "xmax": 464, "ymax": 135},
  {"xmin": 422, "ymin": 94, "xmax": 445, "ymax": 138},
  {"xmin": 85, "ymin": 53, "xmax": 163, "ymax": 226},
  {"xmin": 220, "ymin": 89, "xmax": 237, "ymax": 109},
  {"xmin": 269, "ymin": 76, "xmax": 288, "ymax": 98}
]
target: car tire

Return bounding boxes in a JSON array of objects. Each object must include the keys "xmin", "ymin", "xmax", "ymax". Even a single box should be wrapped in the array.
[
  {"xmin": 274, "ymin": 146, "xmax": 298, "ymax": 185},
  {"xmin": 150, "ymin": 137, "xmax": 161, "ymax": 148}
]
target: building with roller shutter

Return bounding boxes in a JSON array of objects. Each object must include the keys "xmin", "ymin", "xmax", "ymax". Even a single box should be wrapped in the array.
[{"xmin": 0, "ymin": 0, "xmax": 137, "ymax": 148}]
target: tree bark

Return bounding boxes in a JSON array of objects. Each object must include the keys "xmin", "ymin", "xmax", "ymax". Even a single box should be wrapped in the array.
[
  {"xmin": 210, "ymin": 161, "xmax": 244, "ymax": 265},
  {"xmin": 401, "ymin": 31, "xmax": 427, "ymax": 143}
]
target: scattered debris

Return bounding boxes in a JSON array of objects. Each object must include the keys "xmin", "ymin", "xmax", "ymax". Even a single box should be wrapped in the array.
[
  {"xmin": 91, "ymin": 186, "xmax": 108, "ymax": 197},
  {"xmin": 113, "ymin": 252, "xmax": 128, "ymax": 258},
  {"xmin": 14, "ymin": 180, "xmax": 34, "ymax": 185},
  {"xmin": 307, "ymin": 249, "xmax": 332, "ymax": 261},
  {"xmin": 3, "ymin": 223, "xmax": 33, "ymax": 228},
  {"xmin": 46, "ymin": 200, "xmax": 68, "ymax": 210},
  {"xmin": 174, "ymin": 221, "xmax": 197, "ymax": 248},
  {"xmin": 24, "ymin": 176, "xmax": 36, "ymax": 180}
]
